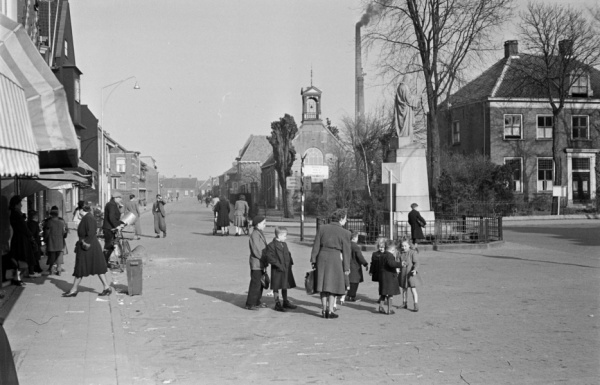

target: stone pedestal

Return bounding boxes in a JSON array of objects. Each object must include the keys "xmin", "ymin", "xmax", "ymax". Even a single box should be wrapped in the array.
[{"xmin": 384, "ymin": 137, "xmax": 435, "ymax": 224}]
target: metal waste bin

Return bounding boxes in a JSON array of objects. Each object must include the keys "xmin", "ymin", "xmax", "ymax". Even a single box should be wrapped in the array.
[{"xmin": 126, "ymin": 258, "xmax": 143, "ymax": 296}]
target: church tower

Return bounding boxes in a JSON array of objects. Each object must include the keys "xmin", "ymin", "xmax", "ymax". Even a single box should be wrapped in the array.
[{"xmin": 300, "ymin": 85, "xmax": 322, "ymax": 123}]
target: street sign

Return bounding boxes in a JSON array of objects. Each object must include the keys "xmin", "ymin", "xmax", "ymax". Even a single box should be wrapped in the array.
[
  {"xmin": 286, "ymin": 176, "xmax": 300, "ymax": 190},
  {"xmin": 381, "ymin": 163, "xmax": 402, "ymax": 184},
  {"xmin": 303, "ymin": 165, "xmax": 329, "ymax": 179}
]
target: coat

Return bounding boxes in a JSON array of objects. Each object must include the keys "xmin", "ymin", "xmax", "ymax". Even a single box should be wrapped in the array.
[
  {"xmin": 103, "ymin": 199, "xmax": 123, "ymax": 231},
  {"xmin": 124, "ymin": 198, "xmax": 142, "ymax": 234},
  {"xmin": 73, "ymin": 212, "xmax": 107, "ymax": 278},
  {"xmin": 398, "ymin": 249, "xmax": 419, "ymax": 289},
  {"xmin": 9, "ymin": 209, "xmax": 35, "ymax": 267},
  {"xmin": 26, "ymin": 219, "xmax": 41, "ymax": 258},
  {"xmin": 214, "ymin": 199, "xmax": 231, "ymax": 228},
  {"xmin": 233, "ymin": 200, "xmax": 249, "ymax": 227},
  {"xmin": 152, "ymin": 200, "xmax": 167, "ymax": 233},
  {"xmin": 349, "ymin": 242, "xmax": 368, "ymax": 284},
  {"xmin": 265, "ymin": 238, "xmax": 296, "ymax": 291},
  {"xmin": 248, "ymin": 228, "xmax": 267, "ymax": 271},
  {"xmin": 378, "ymin": 251, "xmax": 404, "ymax": 296},
  {"xmin": 369, "ymin": 250, "xmax": 385, "ymax": 282},
  {"xmin": 43, "ymin": 217, "xmax": 67, "ymax": 252},
  {"xmin": 408, "ymin": 209, "xmax": 425, "ymax": 240},
  {"xmin": 310, "ymin": 222, "xmax": 351, "ymax": 295}
]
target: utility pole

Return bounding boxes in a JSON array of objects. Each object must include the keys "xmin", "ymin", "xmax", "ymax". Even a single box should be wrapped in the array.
[{"xmin": 300, "ymin": 154, "xmax": 307, "ymax": 241}]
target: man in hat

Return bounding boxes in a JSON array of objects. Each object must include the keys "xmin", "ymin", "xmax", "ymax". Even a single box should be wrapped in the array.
[
  {"xmin": 103, "ymin": 191, "xmax": 125, "ymax": 264},
  {"xmin": 152, "ymin": 194, "xmax": 167, "ymax": 238},
  {"xmin": 407, "ymin": 203, "xmax": 426, "ymax": 251}
]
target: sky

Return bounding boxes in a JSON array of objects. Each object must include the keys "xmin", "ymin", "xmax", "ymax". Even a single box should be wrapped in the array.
[{"xmin": 69, "ymin": 0, "xmax": 597, "ymax": 182}]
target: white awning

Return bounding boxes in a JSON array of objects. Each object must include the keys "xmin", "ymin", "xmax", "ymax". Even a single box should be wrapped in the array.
[
  {"xmin": 0, "ymin": 13, "xmax": 79, "ymax": 168},
  {"xmin": 0, "ymin": 72, "xmax": 39, "ymax": 177}
]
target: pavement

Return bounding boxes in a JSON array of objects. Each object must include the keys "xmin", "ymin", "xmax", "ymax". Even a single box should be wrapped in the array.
[{"xmin": 0, "ymin": 200, "xmax": 598, "ymax": 384}]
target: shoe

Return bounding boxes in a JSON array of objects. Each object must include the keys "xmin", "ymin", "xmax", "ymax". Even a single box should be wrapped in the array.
[
  {"xmin": 328, "ymin": 312, "xmax": 339, "ymax": 319},
  {"xmin": 258, "ymin": 302, "xmax": 268, "ymax": 308},
  {"xmin": 332, "ymin": 306, "xmax": 338, "ymax": 312},
  {"xmin": 235, "ymin": 233, "xmax": 239, "ymax": 236},
  {"xmin": 401, "ymin": 302, "xmax": 408, "ymax": 309},
  {"xmin": 62, "ymin": 291, "xmax": 78, "ymax": 297},
  {"xmin": 56, "ymin": 269, "xmax": 61, "ymax": 276},
  {"xmin": 387, "ymin": 310, "xmax": 395, "ymax": 315},
  {"xmin": 414, "ymin": 303, "xmax": 419, "ymax": 312},
  {"xmin": 324, "ymin": 310, "xmax": 330, "ymax": 319},
  {"xmin": 245, "ymin": 306, "xmax": 258, "ymax": 311},
  {"xmin": 163, "ymin": 233, "xmax": 167, "ymax": 238},
  {"xmin": 283, "ymin": 300, "xmax": 297, "ymax": 309},
  {"xmin": 155, "ymin": 235, "xmax": 160, "ymax": 238},
  {"xmin": 274, "ymin": 302, "xmax": 286, "ymax": 312},
  {"xmin": 378, "ymin": 307, "xmax": 386, "ymax": 314},
  {"xmin": 11, "ymin": 280, "xmax": 25, "ymax": 287},
  {"xmin": 98, "ymin": 287, "xmax": 112, "ymax": 296},
  {"xmin": 346, "ymin": 297, "xmax": 361, "ymax": 303},
  {"xmin": 135, "ymin": 237, "xmax": 141, "ymax": 240}
]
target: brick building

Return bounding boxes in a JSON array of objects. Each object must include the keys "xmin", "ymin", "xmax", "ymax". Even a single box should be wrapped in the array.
[
  {"xmin": 439, "ymin": 40, "xmax": 600, "ymax": 207},
  {"xmin": 160, "ymin": 177, "xmax": 198, "ymax": 201}
]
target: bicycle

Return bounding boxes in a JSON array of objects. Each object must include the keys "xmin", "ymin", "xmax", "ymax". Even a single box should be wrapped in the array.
[{"xmin": 108, "ymin": 227, "xmax": 132, "ymax": 272}]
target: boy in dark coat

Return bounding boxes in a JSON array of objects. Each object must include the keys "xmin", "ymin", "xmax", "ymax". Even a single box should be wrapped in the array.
[
  {"xmin": 369, "ymin": 237, "xmax": 387, "ymax": 282},
  {"xmin": 346, "ymin": 231, "xmax": 368, "ymax": 302},
  {"xmin": 264, "ymin": 227, "xmax": 297, "ymax": 312},
  {"xmin": 377, "ymin": 240, "xmax": 404, "ymax": 315}
]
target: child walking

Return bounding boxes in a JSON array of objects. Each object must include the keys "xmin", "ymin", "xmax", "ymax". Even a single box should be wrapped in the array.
[
  {"xmin": 264, "ymin": 227, "xmax": 297, "ymax": 312},
  {"xmin": 346, "ymin": 231, "xmax": 369, "ymax": 302},
  {"xmin": 377, "ymin": 239, "xmax": 404, "ymax": 314},
  {"xmin": 398, "ymin": 240, "xmax": 420, "ymax": 311}
]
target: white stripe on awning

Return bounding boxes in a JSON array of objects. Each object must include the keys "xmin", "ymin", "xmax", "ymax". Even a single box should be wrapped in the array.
[
  {"xmin": 0, "ymin": 73, "xmax": 39, "ymax": 177},
  {"xmin": 0, "ymin": 13, "xmax": 79, "ymax": 166}
]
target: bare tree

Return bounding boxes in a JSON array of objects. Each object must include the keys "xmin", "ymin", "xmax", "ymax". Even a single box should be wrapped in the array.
[
  {"xmin": 514, "ymin": 1, "xmax": 600, "ymax": 213},
  {"xmin": 363, "ymin": 0, "xmax": 513, "ymax": 197},
  {"xmin": 267, "ymin": 114, "xmax": 298, "ymax": 218}
]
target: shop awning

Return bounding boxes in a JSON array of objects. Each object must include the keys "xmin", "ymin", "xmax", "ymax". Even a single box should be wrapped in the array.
[
  {"xmin": 1, "ymin": 172, "xmax": 88, "ymax": 197},
  {"xmin": 0, "ymin": 13, "xmax": 79, "ymax": 169},
  {"xmin": 0, "ymin": 73, "xmax": 39, "ymax": 177}
]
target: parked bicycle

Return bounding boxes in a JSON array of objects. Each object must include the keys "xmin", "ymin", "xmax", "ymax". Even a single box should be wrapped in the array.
[{"xmin": 107, "ymin": 228, "xmax": 132, "ymax": 272}]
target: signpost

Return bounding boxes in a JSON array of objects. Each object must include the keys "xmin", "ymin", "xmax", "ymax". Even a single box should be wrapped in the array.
[
  {"xmin": 382, "ymin": 163, "xmax": 402, "ymax": 240},
  {"xmin": 303, "ymin": 165, "xmax": 329, "ymax": 179},
  {"xmin": 286, "ymin": 176, "xmax": 300, "ymax": 190}
]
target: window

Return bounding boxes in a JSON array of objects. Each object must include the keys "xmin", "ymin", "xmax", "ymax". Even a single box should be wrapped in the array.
[
  {"xmin": 571, "ymin": 71, "xmax": 588, "ymax": 96},
  {"xmin": 111, "ymin": 177, "xmax": 119, "ymax": 190},
  {"xmin": 572, "ymin": 157, "xmax": 590, "ymax": 170},
  {"xmin": 74, "ymin": 78, "xmax": 80, "ymax": 103},
  {"xmin": 64, "ymin": 39, "xmax": 68, "ymax": 57},
  {"xmin": 537, "ymin": 116, "xmax": 553, "ymax": 139},
  {"xmin": 452, "ymin": 121, "xmax": 460, "ymax": 144},
  {"xmin": 116, "ymin": 157, "xmax": 126, "ymax": 173},
  {"xmin": 504, "ymin": 115, "xmax": 522, "ymax": 139},
  {"xmin": 304, "ymin": 147, "xmax": 324, "ymax": 165},
  {"xmin": 537, "ymin": 158, "xmax": 553, "ymax": 192},
  {"xmin": 572, "ymin": 116, "xmax": 589, "ymax": 139},
  {"xmin": 184, "ymin": 190, "xmax": 189, "ymax": 196},
  {"xmin": 504, "ymin": 158, "xmax": 523, "ymax": 192}
]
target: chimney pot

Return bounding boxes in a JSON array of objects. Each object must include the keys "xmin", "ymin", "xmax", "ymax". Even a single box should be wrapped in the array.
[{"xmin": 504, "ymin": 40, "xmax": 518, "ymax": 58}]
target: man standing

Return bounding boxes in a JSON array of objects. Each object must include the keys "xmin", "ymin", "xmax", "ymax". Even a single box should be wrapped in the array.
[
  {"xmin": 407, "ymin": 203, "xmax": 426, "ymax": 251},
  {"xmin": 103, "ymin": 192, "xmax": 125, "ymax": 264},
  {"xmin": 124, "ymin": 194, "xmax": 142, "ymax": 240},
  {"xmin": 152, "ymin": 194, "xmax": 167, "ymax": 238}
]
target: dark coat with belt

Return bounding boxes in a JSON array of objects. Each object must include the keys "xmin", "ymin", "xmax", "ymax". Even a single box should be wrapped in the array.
[
  {"xmin": 214, "ymin": 199, "xmax": 230, "ymax": 228},
  {"xmin": 43, "ymin": 217, "xmax": 67, "ymax": 252},
  {"xmin": 349, "ymin": 242, "xmax": 368, "ymax": 284},
  {"xmin": 9, "ymin": 210, "xmax": 35, "ymax": 266},
  {"xmin": 265, "ymin": 238, "xmax": 296, "ymax": 291},
  {"xmin": 73, "ymin": 212, "xmax": 107, "ymax": 278},
  {"xmin": 408, "ymin": 209, "xmax": 425, "ymax": 240},
  {"xmin": 310, "ymin": 222, "xmax": 351, "ymax": 295},
  {"xmin": 378, "ymin": 251, "xmax": 404, "ymax": 296},
  {"xmin": 103, "ymin": 199, "xmax": 123, "ymax": 231}
]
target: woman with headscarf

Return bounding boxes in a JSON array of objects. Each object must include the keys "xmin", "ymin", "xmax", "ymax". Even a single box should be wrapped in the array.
[
  {"xmin": 310, "ymin": 209, "xmax": 351, "ymax": 319},
  {"xmin": 72, "ymin": 200, "xmax": 85, "ymax": 228},
  {"xmin": 214, "ymin": 196, "xmax": 231, "ymax": 236},
  {"xmin": 63, "ymin": 203, "xmax": 112, "ymax": 297},
  {"xmin": 245, "ymin": 215, "xmax": 268, "ymax": 310},
  {"xmin": 233, "ymin": 195, "xmax": 249, "ymax": 236},
  {"xmin": 44, "ymin": 206, "xmax": 68, "ymax": 276},
  {"xmin": 7, "ymin": 195, "xmax": 36, "ymax": 285}
]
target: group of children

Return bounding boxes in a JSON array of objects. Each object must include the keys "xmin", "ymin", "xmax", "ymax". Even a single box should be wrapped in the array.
[{"xmin": 260, "ymin": 226, "xmax": 419, "ymax": 316}]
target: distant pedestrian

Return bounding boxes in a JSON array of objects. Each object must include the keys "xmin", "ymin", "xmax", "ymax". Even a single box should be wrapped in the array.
[
  {"xmin": 264, "ymin": 227, "xmax": 297, "ymax": 312},
  {"xmin": 369, "ymin": 237, "xmax": 387, "ymax": 283},
  {"xmin": 233, "ymin": 195, "xmax": 249, "ymax": 236},
  {"xmin": 43, "ymin": 206, "xmax": 68, "ymax": 276},
  {"xmin": 205, "ymin": 196, "xmax": 211, "ymax": 207},
  {"xmin": 214, "ymin": 196, "xmax": 230, "ymax": 236},
  {"xmin": 398, "ymin": 240, "xmax": 420, "ymax": 312},
  {"xmin": 103, "ymin": 192, "xmax": 125, "ymax": 264},
  {"xmin": 26, "ymin": 210, "xmax": 43, "ymax": 275},
  {"xmin": 346, "ymin": 231, "xmax": 368, "ymax": 302},
  {"xmin": 176, "ymin": 192, "xmax": 179, "ymax": 201},
  {"xmin": 152, "ymin": 194, "xmax": 167, "ymax": 238},
  {"xmin": 408, "ymin": 203, "xmax": 426, "ymax": 250},
  {"xmin": 245, "ymin": 215, "xmax": 268, "ymax": 310},
  {"xmin": 7, "ymin": 195, "xmax": 33, "ymax": 286},
  {"xmin": 377, "ymin": 240, "xmax": 404, "ymax": 315},
  {"xmin": 63, "ymin": 203, "xmax": 112, "ymax": 297},
  {"xmin": 72, "ymin": 200, "xmax": 85, "ymax": 229},
  {"xmin": 124, "ymin": 194, "xmax": 142, "ymax": 240}
]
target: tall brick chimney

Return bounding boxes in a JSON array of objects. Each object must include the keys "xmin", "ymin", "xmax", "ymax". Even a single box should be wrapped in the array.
[
  {"xmin": 355, "ymin": 23, "xmax": 365, "ymax": 123},
  {"xmin": 504, "ymin": 40, "xmax": 518, "ymax": 58}
]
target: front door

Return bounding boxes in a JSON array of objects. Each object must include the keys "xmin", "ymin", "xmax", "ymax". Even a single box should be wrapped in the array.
[{"xmin": 572, "ymin": 172, "xmax": 590, "ymax": 203}]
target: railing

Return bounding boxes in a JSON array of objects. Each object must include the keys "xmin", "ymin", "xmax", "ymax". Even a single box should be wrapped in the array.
[{"xmin": 316, "ymin": 215, "xmax": 503, "ymax": 245}]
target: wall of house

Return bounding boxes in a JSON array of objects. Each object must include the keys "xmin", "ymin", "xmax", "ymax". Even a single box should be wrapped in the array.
[{"xmin": 439, "ymin": 102, "xmax": 487, "ymax": 155}]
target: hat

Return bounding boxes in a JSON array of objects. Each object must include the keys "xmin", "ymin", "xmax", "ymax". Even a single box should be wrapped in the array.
[
  {"xmin": 411, "ymin": 203, "xmax": 418, "ymax": 209},
  {"xmin": 253, "ymin": 215, "xmax": 265, "ymax": 226},
  {"xmin": 112, "ymin": 191, "xmax": 123, "ymax": 198}
]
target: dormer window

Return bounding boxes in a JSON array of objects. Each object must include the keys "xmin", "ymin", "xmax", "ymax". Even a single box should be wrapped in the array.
[{"xmin": 570, "ymin": 71, "xmax": 590, "ymax": 97}]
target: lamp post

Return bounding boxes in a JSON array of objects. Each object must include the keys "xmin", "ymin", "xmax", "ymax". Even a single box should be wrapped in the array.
[{"xmin": 99, "ymin": 76, "xmax": 140, "ymax": 207}]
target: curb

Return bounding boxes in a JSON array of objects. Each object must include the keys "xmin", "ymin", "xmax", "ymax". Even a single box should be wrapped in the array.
[
  {"xmin": 357, "ymin": 240, "xmax": 505, "ymax": 253},
  {"xmin": 503, "ymin": 214, "xmax": 599, "ymax": 221},
  {"xmin": 109, "ymin": 287, "xmax": 133, "ymax": 385}
]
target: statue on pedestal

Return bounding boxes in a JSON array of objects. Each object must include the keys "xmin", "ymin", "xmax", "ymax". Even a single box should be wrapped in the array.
[{"xmin": 392, "ymin": 82, "xmax": 419, "ymax": 147}]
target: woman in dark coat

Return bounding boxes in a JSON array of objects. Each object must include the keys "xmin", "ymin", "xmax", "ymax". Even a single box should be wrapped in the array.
[
  {"xmin": 8, "ymin": 195, "xmax": 35, "ymax": 285},
  {"xmin": 214, "ymin": 197, "xmax": 230, "ymax": 236},
  {"xmin": 310, "ymin": 209, "xmax": 351, "ymax": 319},
  {"xmin": 346, "ymin": 231, "xmax": 368, "ymax": 302},
  {"xmin": 408, "ymin": 203, "xmax": 426, "ymax": 248},
  {"xmin": 378, "ymin": 240, "xmax": 404, "ymax": 314},
  {"xmin": 63, "ymin": 204, "xmax": 112, "ymax": 297}
]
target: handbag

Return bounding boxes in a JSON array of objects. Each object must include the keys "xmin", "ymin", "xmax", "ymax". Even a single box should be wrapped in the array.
[
  {"xmin": 304, "ymin": 270, "xmax": 318, "ymax": 295},
  {"xmin": 260, "ymin": 271, "xmax": 270, "ymax": 289},
  {"xmin": 417, "ymin": 217, "xmax": 426, "ymax": 227},
  {"xmin": 79, "ymin": 240, "xmax": 91, "ymax": 251}
]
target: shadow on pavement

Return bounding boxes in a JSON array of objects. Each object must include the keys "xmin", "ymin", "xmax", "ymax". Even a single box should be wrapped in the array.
[
  {"xmin": 288, "ymin": 287, "xmax": 382, "ymax": 314},
  {"xmin": 505, "ymin": 226, "xmax": 600, "ymax": 247},
  {"xmin": 480, "ymin": 254, "xmax": 599, "ymax": 269}
]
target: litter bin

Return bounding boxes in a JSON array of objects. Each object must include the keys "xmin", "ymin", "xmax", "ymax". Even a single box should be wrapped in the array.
[{"xmin": 126, "ymin": 258, "xmax": 143, "ymax": 296}]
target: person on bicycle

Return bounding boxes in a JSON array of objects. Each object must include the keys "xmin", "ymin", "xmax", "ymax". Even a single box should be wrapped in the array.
[{"xmin": 102, "ymin": 191, "xmax": 125, "ymax": 264}]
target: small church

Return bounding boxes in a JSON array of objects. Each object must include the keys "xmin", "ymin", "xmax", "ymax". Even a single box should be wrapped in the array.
[{"xmin": 261, "ymin": 82, "xmax": 343, "ymax": 209}]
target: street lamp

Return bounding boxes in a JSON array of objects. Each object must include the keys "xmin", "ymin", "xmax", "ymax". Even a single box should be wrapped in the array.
[{"xmin": 99, "ymin": 76, "xmax": 140, "ymax": 207}]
